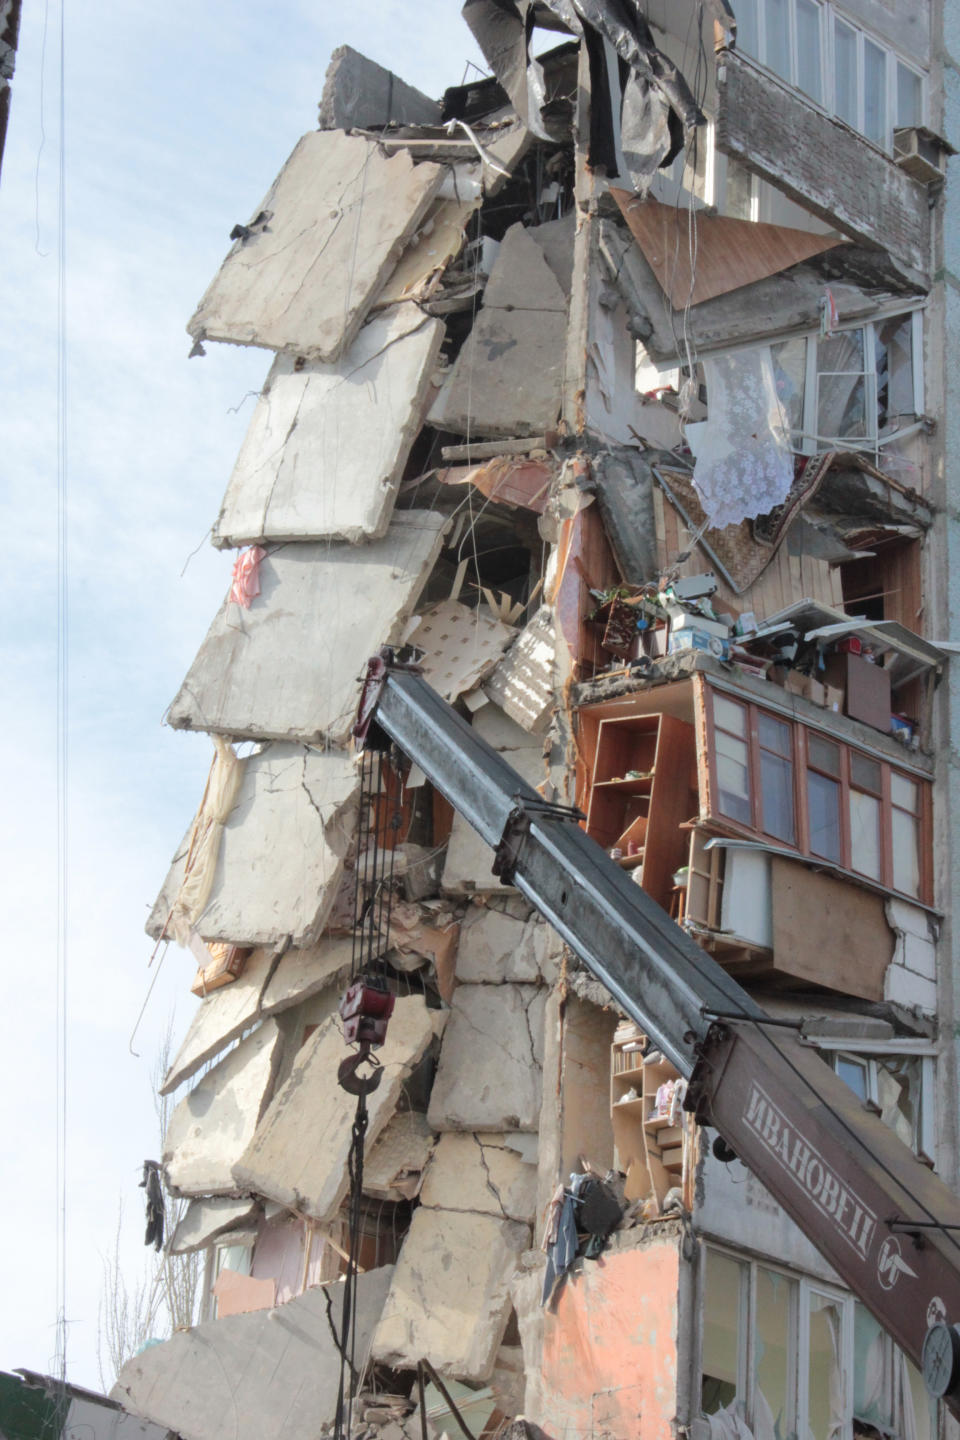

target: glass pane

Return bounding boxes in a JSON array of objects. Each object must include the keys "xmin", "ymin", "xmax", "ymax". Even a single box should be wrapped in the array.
[
  {"xmin": 771, "ymin": 337, "xmax": 807, "ymax": 435},
  {"xmin": 891, "ymin": 773, "xmax": 919, "ymax": 812},
  {"xmin": 892, "ymin": 807, "xmax": 920, "ymax": 896},
  {"xmin": 906, "ymin": 1354, "xmax": 933, "ymax": 1440},
  {"xmin": 877, "ymin": 1056, "xmax": 919, "ymax": 1149},
  {"xmin": 761, "ymin": 751, "xmax": 795, "ymax": 842},
  {"xmin": 796, "ymin": 0, "xmax": 822, "ymax": 102},
  {"xmin": 850, "ymin": 752, "xmax": 882, "ymax": 793},
  {"xmin": 854, "ymin": 1304, "xmax": 894, "ymax": 1429},
  {"xmin": 834, "ymin": 19, "xmax": 858, "ymax": 128},
  {"xmin": 807, "ymin": 1293, "xmax": 844, "ymax": 1440},
  {"xmin": 819, "ymin": 372, "xmax": 867, "ymax": 439},
  {"xmin": 717, "ymin": 731, "xmax": 752, "ymax": 825},
  {"xmin": 876, "ymin": 314, "xmax": 916, "ymax": 433},
  {"xmin": 758, "ymin": 712, "xmax": 792, "ymax": 757},
  {"xmin": 808, "ymin": 771, "xmax": 841, "ymax": 861},
  {"xmin": 764, "ymin": 0, "xmax": 791, "ymax": 81},
  {"xmin": 836, "ymin": 1054, "xmax": 868, "ymax": 1100},
  {"xmin": 755, "ymin": 1268, "xmax": 792, "ymax": 1434},
  {"xmin": 736, "ymin": 0, "xmax": 760, "ymax": 59},
  {"xmin": 807, "ymin": 734, "xmax": 841, "ymax": 776},
  {"xmin": 819, "ymin": 328, "xmax": 865, "ymax": 372},
  {"xmin": 896, "ymin": 62, "xmax": 923, "ymax": 128},
  {"xmin": 701, "ymin": 1250, "xmax": 743, "ymax": 1414},
  {"xmin": 849, "ymin": 789, "xmax": 882, "ymax": 880},
  {"xmin": 714, "ymin": 694, "xmax": 747, "ymax": 736},
  {"xmin": 864, "ymin": 38, "xmax": 887, "ymax": 146}
]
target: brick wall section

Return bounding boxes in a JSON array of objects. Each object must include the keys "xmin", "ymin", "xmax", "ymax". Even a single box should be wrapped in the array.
[{"xmin": 716, "ymin": 48, "xmax": 931, "ymax": 287}]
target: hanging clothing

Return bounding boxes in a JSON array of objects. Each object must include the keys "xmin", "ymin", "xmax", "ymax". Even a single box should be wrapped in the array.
[{"xmin": 230, "ymin": 545, "xmax": 267, "ymax": 607}]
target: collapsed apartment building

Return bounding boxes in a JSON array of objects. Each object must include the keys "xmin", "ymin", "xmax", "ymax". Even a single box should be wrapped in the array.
[{"xmin": 108, "ymin": 5, "xmax": 960, "ymax": 1440}]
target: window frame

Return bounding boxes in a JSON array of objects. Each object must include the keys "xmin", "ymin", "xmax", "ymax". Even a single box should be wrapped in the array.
[
  {"xmin": 772, "ymin": 309, "xmax": 924, "ymax": 457},
  {"xmin": 704, "ymin": 687, "xmax": 932, "ymax": 903},
  {"xmin": 819, "ymin": 1041, "xmax": 937, "ymax": 1160},
  {"xmin": 734, "ymin": 0, "xmax": 927, "ymax": 153},
  {"xmin": 698, "ymin": 1244, "xmax": 937, "ymax": 1440}
]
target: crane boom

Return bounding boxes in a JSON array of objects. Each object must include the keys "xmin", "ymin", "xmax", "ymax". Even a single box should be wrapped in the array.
[{"xmin": 356, "ymin": 653, "xmax": 960, "ymax": 1409}]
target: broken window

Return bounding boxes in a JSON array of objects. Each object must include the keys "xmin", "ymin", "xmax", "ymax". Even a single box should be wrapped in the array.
[
  {"xmin": 820, "ymin": 1044, "xmax": 934, "ymax": 1157},
  {"xmin": 699, "ymin": 1246, "xmax": 935, "ymax": 1440},
  {"xmin": 770, "ymin": 311, "xmax": 923, "ymax": 456},
  {"xmin": 705, "ymin": 688, "xmax": 931, "ymax": 900},
  {"xmin": 735, "ymin": 1, "xmax": 926, "ymax": 151}
]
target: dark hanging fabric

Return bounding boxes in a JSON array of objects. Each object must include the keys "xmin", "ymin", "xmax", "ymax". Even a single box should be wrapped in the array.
[{"xmin": 139, "ymin": 1160, "xmax": 165, "ymax": 1252}]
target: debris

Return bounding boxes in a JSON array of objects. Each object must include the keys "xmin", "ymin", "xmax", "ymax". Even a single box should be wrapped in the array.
[
  {"xmin": 169, "ymin": 1197, "xmax": 259, "ymax": 1255},
  {"xmin": 163, "ymin": 1021, "xmax": 284, "ymax": 1198},
  {"xmin": 364, "ymin": 1111, "xmax": 436, "ymax": 1202},
  {"xmin": 213, "ymin": 305, "xmax": 445, "ymax": 547},
  {"xmin": 166, "ymin": 513, "xmax": 449, "ymax": 746},
  {"xmin": 112, "ymin": 1267, "xmax": 395, "ymax": 1440},
  {"xmin": 421, "ymin": 1132, "xmax": 538, "ymax": 1222},
  {"xmin": 455, "ymin": 903, "xmax": 561, "ymax": 984},
  {"xmin": 233, "ymin": 996, "xmax": 441, "ymax": 1221},
  {"xmin": 427, "ymin": 984, "xmax": 546, "ymax": 1133},
  {"xmin": 187, "ymin": 132, "xmax": 444, "ymax": 363},
  {"xmin": 483, "ymin": 607, "xmax": 557, "ymax": 733},
  {"xmin": 410, "ymin": 600, "xmax": 516, "ymax": 702},
  {"xmin": 611, "ymin": 192, "xmax": 842, "ymax": 309},
  {"xmin": 149, "ymin": 745, "xmax": 360, "ymax": 948},
  {"xmin": 372, "ymin": 1208, "xmax": 530, "ymax": 1383},
  {"xmin": 319, "ymin": 46, "xmax": 441, "ymax": 131},
  {"xmin": 428, "ymin": 222, "xmax": 569, "ymax": 438}
]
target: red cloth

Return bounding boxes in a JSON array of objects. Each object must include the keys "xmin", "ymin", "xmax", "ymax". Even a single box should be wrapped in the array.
[{"xmin": 230, "ymin": 545, "xmax": 266, "ymax": 607}]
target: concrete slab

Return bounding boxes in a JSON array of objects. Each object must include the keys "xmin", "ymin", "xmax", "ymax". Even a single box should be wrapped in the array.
[
  {"xmin": 161, "ymin": 948, "xmax": 279, "ymax": 1095},
  {"xmin": 410, "ymin": 600, "xmax": 515, "ymax": 701},
  {"xmin": 364, "ymin": 1111, "xmax": 436, "ymax": 1202},
  {"xmin": 442, "ymin": 705, "xmax": 545, "ymax": 892},
  {"xmin": 187, "ymin": 132, "xmax": 443, "ymax": 364},
  {"xmin": 259, "ymin": 935, "xmax": 354, "ymax": 1016},
  {"xmin": 427, "ymin": 984, "xmax": 545, "ymax": 1133},
  {"xmin": 162, "ymin": 936, "xmax": 356, "ymax": 1095},
  {"xmin": 149, "ymin": 745, "xmax": 360, "ymax": 948},
  {"xmin": 212, "ymin": 305, "xmax": 444, "ymax": 548},
  {"xmin": 170, "ymin": 1198, "xmax": 259, "ymax": 1255},
  {"xmin": 167, "ymin": 513, "xmax": 449, "ymax": 745},
  {"xmin": 455, "ymin": 903, "xmax": 561, "ymax": 985},
  {"xmin": 374, "ymin": 197, "xmax": 478, "ymax": 308},
  {"xmin": 319, "ymin": 46, "xmax": 441, "ymax": 130},
  {"xmin": 164, "ymin": 1022, "xmax": 283, "ymax": 1198},
  {"xmin": 372, "ymin": 1208, "xmax": 529, "ymax": 1383},
  {"xmin": 483, "ymin": 607, "xmax": 556, "ymax": 733},
  {"xmin": 233, "ymin": 995, "xmax": 440, "ymax": 1221},
  {"xmin": 112, "ymin": 1266, "xmax": 394, "ymax": 1440},
  {"xmin": 421, "ymin": 1132, "xmax": 537, "ymax": 1222},
  {"xmin": 428, "ymin": 221, "xmax": 568, "ymax": 438}
]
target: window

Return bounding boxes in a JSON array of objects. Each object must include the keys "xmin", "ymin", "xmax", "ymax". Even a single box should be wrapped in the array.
[
  {"xmin": 735, "ymin": 0, "xmax": 926, "ymax": 152},
  {"xmin": 700, "ymin": 1247, "xmax": 935, "ymax": 1440},
  {"xmin": 770, "ymin": 310, "xmax": 923, "ymax": 457},
  {"xmin": 823, "ymin": 1044, "xmax": 935, "ymax": 1156},
  {"xmin": 707, "ymin": 689, "xmax": 930, "ymax": 900}
]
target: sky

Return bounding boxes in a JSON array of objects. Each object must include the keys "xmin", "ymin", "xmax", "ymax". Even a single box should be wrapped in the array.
[{"xmin": 0, "ymin": 0, "xmax": 484, "ymax": 1390}]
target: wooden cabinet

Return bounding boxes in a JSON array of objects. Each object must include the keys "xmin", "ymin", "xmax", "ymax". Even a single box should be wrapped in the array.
[
  {"xmin": 584, "ymin": 712, "xmax": 697, "ymax": 909},
  {"xmin": 611, "ymin": 1028, "xmax": 685, "ymax": 1212}
]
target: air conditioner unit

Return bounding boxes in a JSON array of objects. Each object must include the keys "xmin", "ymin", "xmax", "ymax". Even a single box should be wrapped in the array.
[{"xmin": 893, "ymin": 126, "xmax": 955, "ymax": 185}]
